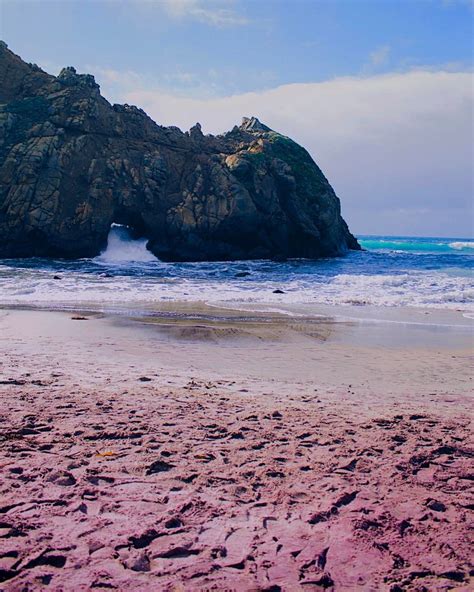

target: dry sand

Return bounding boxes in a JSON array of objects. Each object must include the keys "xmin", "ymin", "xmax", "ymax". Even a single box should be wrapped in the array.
[{"xmin": 0, "ymin": 307, "xmax": 472, "ymax": 591}]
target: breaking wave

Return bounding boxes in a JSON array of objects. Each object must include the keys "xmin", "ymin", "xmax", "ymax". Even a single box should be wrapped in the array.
[
  {"xmin": 449, "ymin": 241, "xmax": 474, "ymax": 251},
  {"xmin": 95, "ymin": 224, "xmax": 157, "ymax": 263},
  {"xmin": 0, "ymin": 234, "xmax": 472, "ymax": 313},
  {"xmin": 359, "ymin": 237, "xmax": 474, "ymax": 253}
]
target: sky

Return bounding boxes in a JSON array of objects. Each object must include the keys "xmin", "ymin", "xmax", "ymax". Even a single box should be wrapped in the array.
[{"xmin": 1, "ymin": 0, "xmax": 473, "ymax": 237}]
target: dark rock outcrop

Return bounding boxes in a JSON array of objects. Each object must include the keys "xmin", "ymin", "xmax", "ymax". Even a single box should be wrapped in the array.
[{"xmin": 0, "ymin": 42, "xmax": 360, "ymax": 261}]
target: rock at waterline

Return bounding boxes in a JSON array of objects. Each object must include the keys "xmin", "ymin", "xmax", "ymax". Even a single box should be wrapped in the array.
[{"xmin": 0, "ymin": 43, "xmax": 360, "ymax": 262}]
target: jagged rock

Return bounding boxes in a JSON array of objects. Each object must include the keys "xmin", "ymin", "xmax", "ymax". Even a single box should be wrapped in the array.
[
  {"xmin": 57, "ymin": 66, "xmax": 98, "ymax": 89},
  {"xmin": 240, "ymin": 116, "xmax": 271, "ymax": 132},
  {"xmin": 0, "ymin": 43, "xmax": 360, "ymax": 261}
]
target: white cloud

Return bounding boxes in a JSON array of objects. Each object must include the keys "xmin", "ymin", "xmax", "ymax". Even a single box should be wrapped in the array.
[
  {"xmin": 368, "ymin": 45, "xmax": 391, "ymax": 68},
  {"xmin": 97, "ymin": 68, "xmax": 473, "ymax": 237},
  {"xmin": 441, "ymin": 0, "xmax": 474, "ymax": 8},
  {"xmin": 89, "ymin": 67, "xmax": 142, "ymax": 87},
  {"xmin": 161, "ymin": 0, "xmax": 249, "ymax": 27}
]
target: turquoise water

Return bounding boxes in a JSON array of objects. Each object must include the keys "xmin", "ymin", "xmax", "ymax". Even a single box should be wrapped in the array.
[
  {"xmin": 0, "ymin": 231, "xmax": 472, "ymax": 311},
  {"xmin": 359, "ymin": 236, "xmax": 474, "ymax": 254}
]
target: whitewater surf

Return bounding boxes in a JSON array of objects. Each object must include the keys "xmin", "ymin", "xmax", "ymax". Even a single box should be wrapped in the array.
[
  {"xmin": 95, "ymin": 224, "xmax": 158, "ymax": 264},
  {"xmin": 0, "ymin": 235, "xmax": 472, "ymax": 314}
]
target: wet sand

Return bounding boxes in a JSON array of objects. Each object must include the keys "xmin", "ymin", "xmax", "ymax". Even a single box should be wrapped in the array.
[{"xmin": 0, "ymin": 307, "xmax": 473, "ymax": 591}]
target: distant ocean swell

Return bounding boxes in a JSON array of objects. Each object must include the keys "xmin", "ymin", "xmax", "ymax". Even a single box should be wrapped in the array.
[
  {"xmin": 358, "ymin": 238, "xmax": 474, "ymax": 253},
  {"xmin": 0, "ymin": 230, "xmax": 472, "ymax": 313}
]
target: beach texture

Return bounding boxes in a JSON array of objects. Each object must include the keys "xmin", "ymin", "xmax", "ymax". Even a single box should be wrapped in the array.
[{"xmin": 0, "ymin": 309, "xmax": 473, "ymax": 591}]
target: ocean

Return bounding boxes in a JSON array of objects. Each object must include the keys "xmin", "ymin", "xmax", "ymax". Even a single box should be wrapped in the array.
[{"xmin": 0, "ymin": 225, "xmax": 472, "ymax": 315}]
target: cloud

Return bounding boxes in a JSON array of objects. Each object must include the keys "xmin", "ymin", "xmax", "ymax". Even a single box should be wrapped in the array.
[
  {"xmin": 368, "ymin": 45, "xmax": 391, "ymax": 68},
  {"xmin": 97, "ymin": 68, "xmax": 472, "ymax": 237},
  {"xmin": 441, "ymin": 0, "xmax": 474, "ymax": 8},
  {"xmin": 90, "ymin": 67, "xmax": 142, "ymax": 87},
  {"xmin": 161, "ymin": 0, "xmax": 249, "ymax": 27},
  {"xmin": 361, "ymin": 45, "xmax": 391, "ymax": 75}
]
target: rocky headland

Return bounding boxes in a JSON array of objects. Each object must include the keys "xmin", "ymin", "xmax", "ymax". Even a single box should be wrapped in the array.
[{"xmin": 0, "ymin": 42, "xmax": 359, "ymax": 261}]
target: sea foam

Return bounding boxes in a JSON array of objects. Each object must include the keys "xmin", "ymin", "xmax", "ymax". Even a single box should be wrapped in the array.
[
  {"xmin": 0, "ymin": 234, "xmax": 472, "ymax": 313},
  {"xmin": 95, "ymin": 224, "xmax": 158, "ymax": 263},
  {"xmin": 449, "ymin": 241, "xmax": 474, "ymax": 250}
]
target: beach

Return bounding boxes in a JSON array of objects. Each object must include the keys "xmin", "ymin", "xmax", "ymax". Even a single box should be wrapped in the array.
[
  {"xmin": 1, "ymin": 3, "xmax": 473, "ymax": 589},
  {"xmin": 0, "ymin": 305, "xmax": 472, "ymax": 591}
]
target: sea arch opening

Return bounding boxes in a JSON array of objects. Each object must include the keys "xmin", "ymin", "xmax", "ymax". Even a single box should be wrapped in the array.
[{"xmin": 98, "ymin": 209, "xmax": 157, "ymax": 263}]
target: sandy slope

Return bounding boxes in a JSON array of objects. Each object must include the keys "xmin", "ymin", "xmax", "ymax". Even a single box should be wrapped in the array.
[{"xmin": 0, "ymin": 308, "xmax": 472, "ymax": 591}]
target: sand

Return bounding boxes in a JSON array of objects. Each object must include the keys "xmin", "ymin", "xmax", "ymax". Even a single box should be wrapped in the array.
[{"xmin": 0, "ymin": 306, "xmax": 473, "ymax": 591}]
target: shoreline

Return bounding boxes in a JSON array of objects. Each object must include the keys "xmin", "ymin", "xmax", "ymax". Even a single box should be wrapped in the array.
[
  {"xmin": 0, "ymin": 306, "xmax": 472, "ymax": 590},
  {"xmin": 1, "ymin": 300, "xmax": 473, "ymax": 357},
  {"xmin": 1, "ymin": 306, "xmax": 472, "ymax": 404},
  {"xmin": 2, "ymin": 298, "xmax": 473, "ymax": 326}
]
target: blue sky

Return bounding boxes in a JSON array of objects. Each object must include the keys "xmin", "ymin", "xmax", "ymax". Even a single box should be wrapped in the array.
[
  {"xmin": 1, "ymin": 0, "xmax": 473, "ymax": 237},
  {"xmin": 2, "ymin": 0, "xmax": 472, "ymax": 96}
]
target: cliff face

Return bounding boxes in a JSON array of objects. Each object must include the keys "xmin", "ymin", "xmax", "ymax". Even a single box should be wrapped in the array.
[{"xmin": 0, "ymin": 42, "xmax": 360, "ymax": 261}]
